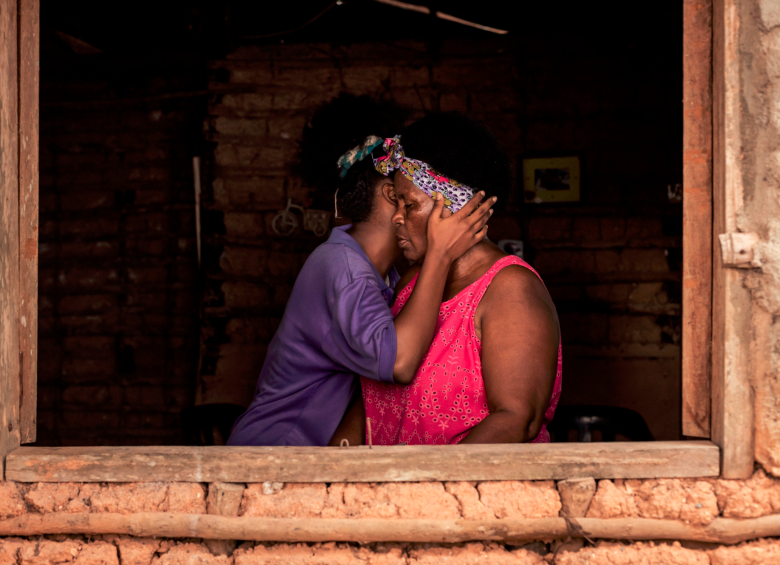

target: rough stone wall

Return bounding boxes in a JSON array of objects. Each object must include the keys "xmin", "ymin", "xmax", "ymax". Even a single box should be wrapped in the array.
[
  {"xmin": 37, "ymin": 53, "xmax": 205, "ymax": 446},
  {"xmin": 202, "ymin": 37, "xmax": 683, "ymax": 439},
  {"xmin": 5, "ymin": 472, "xmax": 780, "ymax": 563},
  {"xmin": 732, "ymin": 0, "xmax": 780, "ymax": 474}
]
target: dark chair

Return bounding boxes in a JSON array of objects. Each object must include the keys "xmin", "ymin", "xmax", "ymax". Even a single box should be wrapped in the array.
[
  {"xmin": 180, "ymin": 403, "xmax": 246, "ymax": 446},
  {"xmin": 547, "ymin": 405, "xmax": 654, "ymax": 442}
]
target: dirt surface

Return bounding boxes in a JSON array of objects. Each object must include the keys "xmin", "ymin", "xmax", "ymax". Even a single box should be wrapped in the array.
[
  {"xmin": 587, "ymin": 478, "xmax": 719, "ymax": 523},
  {"xmin": 477, "ymin": 481, "xmax": 561, "ymax": 519},
  {"xmin": 709, "ymin": 538, "xmax": 780, "ymax": 564},
  {"xmin": 330, "ymin": 483, "xmax": 462, "ymax": 519},
  {"xmin": 406, "ymin": 543, "xmax": 545, "ymax": 564},
  {"xmin": 239, "ymin": 481, "xmax": 558, "ymax": 520},
  {"xmin": 241, "ymin": 483, "xmax": 328, "ymax": 518},
  {"xmin": 445, "ymin": 482, "xmax": 496, "ymax": 519},
  {"xmin": 3, "ymin": 538, "xmax": 780, "ymax": 564},
  {"xmin": 151, "ymin": 542, "xmax": 230, "ymax": 565},
  {"xmin": 715, "ymin": 468, "xmax": 780, "ymax": 518},
  {"xmin": 13, "ymin": 482, "xmax": 207, "ymax": 516},
  {"xmin": 0, "ymin": 482, "xmax": 25, "ymax": 520},
  {"xmin": 113, "ymin": 538, "xmax": 161, "ymax": 565},
  {"xmin": 556, "ymin": 541, "xmax": 709, "ymax": 565},
  {"xmin": 586, "ymin": 480, "xmax": 639, "ymax": 519}
]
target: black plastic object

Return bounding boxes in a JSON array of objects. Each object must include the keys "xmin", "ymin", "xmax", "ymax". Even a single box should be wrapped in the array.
[{"xmin": 547, "ymin": 405, "xmax": 655, "ymax": 442}]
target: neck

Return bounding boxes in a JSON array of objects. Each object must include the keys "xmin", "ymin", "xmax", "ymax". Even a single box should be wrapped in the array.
[
  {"xmin": 446, "ymin": 240, "xmax": 502, "ymax": 287},
  {"xmin": 347, "ymin": 220, "xmax": 398, "ymax": 278}
]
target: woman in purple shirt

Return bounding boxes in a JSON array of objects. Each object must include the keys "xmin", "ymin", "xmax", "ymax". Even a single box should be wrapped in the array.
[{"xmin": 227, "ymin": 96, "xmax": 495, "ymax": 446}]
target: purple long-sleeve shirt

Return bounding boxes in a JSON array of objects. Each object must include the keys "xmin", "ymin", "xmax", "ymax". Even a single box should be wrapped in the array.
[{"xmin": 227, "ymin": 225, "xmax": 400, "ymax": 446}]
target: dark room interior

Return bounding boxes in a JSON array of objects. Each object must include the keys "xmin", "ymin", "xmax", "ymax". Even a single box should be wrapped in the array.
[{"xmin": 35, "ymin": 0, "xmax": 683, "ymax": 446}]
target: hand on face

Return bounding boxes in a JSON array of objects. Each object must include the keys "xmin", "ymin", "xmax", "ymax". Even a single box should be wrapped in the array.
[{"xmin": 392, "ymin": 172, "xmax": 495, "ymax": 263}]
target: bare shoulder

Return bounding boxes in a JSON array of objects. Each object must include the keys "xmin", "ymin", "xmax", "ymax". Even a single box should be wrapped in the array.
[
  {"xmin": 490, "ymin": 264, "xmax": 551, "ymax": 302},
  {"xmin": 478, "ymin": 264, "xmax": 559, "ymax": 332}
]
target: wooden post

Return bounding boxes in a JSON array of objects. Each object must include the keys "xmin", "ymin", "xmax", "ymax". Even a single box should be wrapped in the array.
[
  {"xmin": 682, "ymin": 0, "xmax": 713, "ymax": 438},
  {"xmin": 3, "ymin": 513, "xmax": 780, "ymax": 545},
  {"xmin": 0, "ymin": 0, "xmax": 21, "ymax": 476},
  {"xmin": 18, "ymin": 0, "xmax": 40, "ymax": 444},
  {"xmin": 205, "ymin": 482, "xmax": 245, "ymax": 555},
  {"xmin": 711, "ymin": 0, "xmax": 755, "ymax": 478}
]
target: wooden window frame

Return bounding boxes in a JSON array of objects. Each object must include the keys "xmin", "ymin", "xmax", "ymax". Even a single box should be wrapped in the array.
[{"xmin": 0, "ymin": 0, "xmax": 752, "ymax": 484}]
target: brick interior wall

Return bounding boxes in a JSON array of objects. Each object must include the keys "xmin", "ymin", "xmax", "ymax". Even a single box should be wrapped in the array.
[
  {"xmin": 201, "ymin": 36, "xmax": 682, "ymax": 439},
  {"xmin": 36, "ymin": 51, "xmax": 206, "ymax": 446}
]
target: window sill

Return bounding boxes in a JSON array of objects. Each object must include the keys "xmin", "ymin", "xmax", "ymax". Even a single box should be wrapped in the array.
[{"xmin": 5, "ymin": 441, "xmax": 719, "ymax": 483}]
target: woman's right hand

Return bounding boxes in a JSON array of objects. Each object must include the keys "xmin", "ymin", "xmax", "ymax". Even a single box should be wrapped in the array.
[{"xmin": 426, "ymin": 191, "xmax": 496, "ymax": 263}]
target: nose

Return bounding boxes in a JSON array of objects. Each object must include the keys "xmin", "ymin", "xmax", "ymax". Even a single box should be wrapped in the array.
[{"xmin": 392, "ymin": 207, "xmax": 404, "ymax": 227}]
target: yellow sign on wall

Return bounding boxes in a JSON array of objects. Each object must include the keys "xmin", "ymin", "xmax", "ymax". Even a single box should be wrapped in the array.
[{"xmin": 522, "ymin": 156, "xmax": 581, "ymax": 203}]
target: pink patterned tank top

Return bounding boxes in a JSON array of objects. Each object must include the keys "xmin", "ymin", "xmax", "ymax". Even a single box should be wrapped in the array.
[{"xmin": 361, "ymin": 255, "xmax": 562, "ymax": 445}]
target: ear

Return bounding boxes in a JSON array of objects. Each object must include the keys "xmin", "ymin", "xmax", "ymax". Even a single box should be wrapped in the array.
[{"xmin": 380, "ymin": 182, "xmax": 397, "ymax": 206}]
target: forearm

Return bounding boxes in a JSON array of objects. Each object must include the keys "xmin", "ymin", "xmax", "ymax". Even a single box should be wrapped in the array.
[
  {"xmin": 392, "ymin": 252, "xmax": 451, "ymax": 384},
  {"xmin": 459, "ymin": 409, "xmax": 541, "ymax": 444}
]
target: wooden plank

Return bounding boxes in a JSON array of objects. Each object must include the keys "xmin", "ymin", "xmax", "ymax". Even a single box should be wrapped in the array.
[
  {"xmin": 711, "ymin": 0, "xmax": 755, "ymax": 479},
  {"xmin": 0, "ymin": 0, "xmax": 20, "ymax": 478},
  {"xmin": 6, "ymin": 442, "xmax": 720, "ymax": 483},
  {"xmin": 0, "ymin": 513, "xmax": 778, "ymax": 545},
  {"xmin": 18, "ymin": 0, "xmax": 39, "ymax": 444},
  {"xmin": 682, "ymin": 0, "xmax": 713, "ymax": 438}
]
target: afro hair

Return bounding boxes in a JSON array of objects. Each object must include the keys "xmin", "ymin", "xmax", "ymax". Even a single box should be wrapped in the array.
[
  {"xmin": 400, "ymin": 112, "xmax": 511, "ymax": 203},
  {"xmin": 293, "ymin": 93, "xmax": 410, "ymax": 223}
]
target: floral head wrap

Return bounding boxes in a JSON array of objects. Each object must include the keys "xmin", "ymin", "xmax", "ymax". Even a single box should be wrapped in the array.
[
  {"xmin": 337, "ymin": 135, "xmax": 384, "ymax": 178},
  {"xmin": 372, "ymin": 136, "xmax": 476, "ymax": 212}
]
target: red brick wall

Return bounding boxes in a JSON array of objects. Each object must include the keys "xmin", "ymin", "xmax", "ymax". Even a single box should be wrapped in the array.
[
  {"xmin": 36, "ymin": 53, "xmax": 206, "ymax": 445},
  {"xmin": 200, "ymin": 38, "xmax": 682, "ymax": 439}
]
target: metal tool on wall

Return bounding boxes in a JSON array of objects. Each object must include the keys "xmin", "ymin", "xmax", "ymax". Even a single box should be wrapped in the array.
[{"xmin": 272, "ymin": 199, "xmax": 332, "ymax": 238}]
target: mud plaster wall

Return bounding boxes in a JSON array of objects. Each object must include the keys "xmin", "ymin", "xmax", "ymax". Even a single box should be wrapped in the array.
[
  {"xmin": 201, "ymin": 32, "xmax": 684, "ymax": 440},
  {"xmin": 735, "ymin": 0, "xmax": 780, "ymax": 474},
  {"xmin": 4, "ymin": 539, "xmax": 780, "ymax": 565},
  {"xmin": 5, "ymin": 472, "xmax": 780, "ymax": 563}
]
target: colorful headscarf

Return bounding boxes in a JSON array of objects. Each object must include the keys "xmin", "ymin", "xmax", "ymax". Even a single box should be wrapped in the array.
[
  {"xmin": 337, "ymin": 135, "xmax": 384, "ymax": 178},
  {"xmin": 372, "ymin": 136, "xmax": 476, "ymax": 212}
]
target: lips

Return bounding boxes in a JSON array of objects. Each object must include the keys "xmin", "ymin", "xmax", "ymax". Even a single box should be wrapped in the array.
[{"xmin": 397, "ymin": 237, "xmax": 409, "ymax": 249}]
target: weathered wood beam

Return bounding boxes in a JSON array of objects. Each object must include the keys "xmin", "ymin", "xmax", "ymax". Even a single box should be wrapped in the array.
[
  {"xmin": 711, "ymin": 0, "xmax": 755, "ymax": 479},
  {"xmin": 0, "ymin": 513, "xmax": 778, "ymax": 545},
  {"xmin": 0, "ymin": 0, "xmax": 21, "ymax": 479},
  {"xmin": 682, "ymin": 0, "xmax": 713, "ymax": 438},
  {"xmin": 18, "ymin": 0, "xmax": 40, "ymax": 445},
  {"xmin": 6, "ymin": 442, "xmax": 719, "ymax": 483}
]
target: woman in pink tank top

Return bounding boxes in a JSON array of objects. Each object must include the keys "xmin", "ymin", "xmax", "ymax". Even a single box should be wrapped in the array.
[
  {"xmin": 361, "ymin": 255, "xmax": 562, "ymax": 445},
  {"xmin": 328, "ymin": 114, "xmax": 562, "ymax": 446}
]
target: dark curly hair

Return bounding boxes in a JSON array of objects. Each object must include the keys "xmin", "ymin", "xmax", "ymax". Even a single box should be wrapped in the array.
[
  {"xmin": 400, "ymin": 113, "xmax": 511, "ymax": 203},
  {"xmin": 294, "ymin": 93, "xmax": 409, "ymax": 224}
]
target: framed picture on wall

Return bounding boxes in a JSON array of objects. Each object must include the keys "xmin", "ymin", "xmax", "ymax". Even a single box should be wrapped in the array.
[{"xmin": 522, "ymin": 156, "xmax": 581, "ymax": 203}]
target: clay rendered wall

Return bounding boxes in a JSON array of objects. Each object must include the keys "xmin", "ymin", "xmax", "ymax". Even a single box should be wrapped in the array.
[
  {"xmin": 4, "ymin": 473, "xmax": 780, "ymax": 563},
  {"xmin": 200, "ymin": 34, "xmax": 684, "ymax": 439},
  {"xmin": 736, "ymin": 0, "xmax": 780, "ymax": 476}
]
